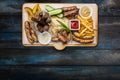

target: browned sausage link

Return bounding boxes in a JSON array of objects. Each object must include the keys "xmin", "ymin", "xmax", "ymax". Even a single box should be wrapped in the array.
[
  {"xmin": 63, "ymin": 9, "xmax": 79, "ymax": 17},
  {"xmin": 30, "ymin": 29, "xmax": 35, "ymax": 34},
  {"xmin": 73, "ymin": 36, "xmax": 80, "ymax": 42},
  {"xmin": 24, "ymin": 21, "xmax": 30, "ymax": 29},
  {"xmin": 25, "ymin": 29, "xmax": 32, "ymax": 40},
  {"xmin": 30, "ymin": 28, "xmax": 38, "ymax": 42},
  {"xmin": 80, "ymin": 39, "xmax": 93, "ymax": 43},
  {"xmin": 63, "ymin": 6, "xmax": 77, "ymax": 12},
  {"xmin": 73, "ymin": 36, "xmax": 93, "ymax": 43},
  {"xmin": 31, "ymin": 33, "xmax": 38, "ymax": 42},
  {"xmin": 24, "ymin": 21, "xmax": 38, "ymax": 44},
  {"xmin": 27, "ymin": 38, "xmax": 34, "ymax": 44},
  {"xmin": 81, "ymin": 36, "xmax": 94, "ymax": 39},
  {"xmin": 25, "ymin": 22, "xmax": 32, "ymax": 40}
]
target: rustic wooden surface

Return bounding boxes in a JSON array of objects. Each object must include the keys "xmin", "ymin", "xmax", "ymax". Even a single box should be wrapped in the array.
[{"xmin": 0, "ymin": 0, "xmax": 120, "ymax": 80}]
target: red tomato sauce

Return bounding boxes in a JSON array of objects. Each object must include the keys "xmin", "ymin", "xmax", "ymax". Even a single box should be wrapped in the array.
[{"xmin": 71, "ymin": 21, "xmax": 79, "ymax": 29}]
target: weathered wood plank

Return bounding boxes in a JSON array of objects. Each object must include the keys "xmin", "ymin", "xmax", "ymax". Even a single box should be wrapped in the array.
[
  {"xmin": 0, "ymin": 1, "xmax": 120, "ymax": 80},
  {"xmin": 0, "ymin": 26, "xmax": 120, "ymax": 49},
  {"xmin": 0, "ymin": 0, "xmax": 120, "ymax": 16},
  {"xmin": 0, "ymin": 16, "xmax": 120, "ymax": 32},
  {"xmin": 0, "ymin": 49, "xmax": 120, "ymax": 65},
  {"xmin": 0, "ymin": 66, "xmax": 120, "ymax": 80},
  {"xmin": 0, "ymin": 16, "xmax": 120, "ymax": 49},
  {"xmin": 0, "ymin": 15, "xmax": 21, "ymax": 32},
  {"xmin": 0, "ymin": 1, "xmax": 120, "ymax": 79}
]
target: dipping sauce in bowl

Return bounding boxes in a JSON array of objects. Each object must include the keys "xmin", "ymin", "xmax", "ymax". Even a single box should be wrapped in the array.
[
  {"xmin": 38, "ymin": 31, "xmax": 51, "ymax": 45},
  {"xmin": 70, "ymin": 19, "xmax": 80, "ymax": 30},
  {"xmin": 80, "ymin": 6, "xmax": 92, "ymax": 18}
]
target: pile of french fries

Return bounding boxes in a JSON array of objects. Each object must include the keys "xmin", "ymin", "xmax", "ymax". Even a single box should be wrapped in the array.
[{"xmin": 73, "ymin": 15, "xmax": 95, "ymax": 43}]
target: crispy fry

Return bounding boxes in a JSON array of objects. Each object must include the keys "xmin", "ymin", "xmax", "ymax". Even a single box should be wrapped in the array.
[
  {"xmin": 77, "ymin": 15, "xmax": 93, "ymax": 31},
  {"xmin": 79, "ymin": 28, "xmax": 87, "ymax": 36},
  {"xmin": 73, "ymin": 15, "xmax": 95, "ymax": 44},
  {"xmin": 87, "ymin": 17, "xmax": 93, "ymax": 22}
]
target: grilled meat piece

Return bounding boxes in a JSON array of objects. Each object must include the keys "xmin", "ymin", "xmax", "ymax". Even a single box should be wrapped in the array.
[
  {"xmin": 63, "ymin": 9, "xmax": 79, "ymax": 17},
  {"xmin": 63, "ymin": 6, "xmax": 77, "ymax": 12},
  {"xmin": 58, "ymin": 33, "xmax": 67, "ymax": 44}
]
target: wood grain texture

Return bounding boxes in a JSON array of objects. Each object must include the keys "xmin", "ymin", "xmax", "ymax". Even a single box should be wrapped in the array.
[
  {"xmin": 0, "ymin": 0, "xmax": 120, "ymax": 16},
  {"xmin": 0, "ymin": 66, "xmax": 120, "ymax": 80},
  {"xmin": 0, "ymin": 16, "xmax": 120, "ymax": 49},
  {"xmin": 0, "ymin": 0, "xmax": 120, "ymax": 80},
  {"xmin": 0, "ymin": 0, "xmax": 120, "ymax": 65},
  {"xmin": 0, "ymin": 49, "xmax": 120, "ymax": 65}
]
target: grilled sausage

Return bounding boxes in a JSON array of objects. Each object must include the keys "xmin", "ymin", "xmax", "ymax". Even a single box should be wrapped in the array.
[
  {"xmin": 73, "ymin": 36, "xmax": 93, "ymax": 43},
  {"xmin": 24, "ymin": 21, "xmax": 38, "ymax": 44}
]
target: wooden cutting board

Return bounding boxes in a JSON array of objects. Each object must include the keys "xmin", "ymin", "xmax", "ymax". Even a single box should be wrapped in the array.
[{"xmin": 22, "ymin": 3, "xmax": 98, "ymax": 49}]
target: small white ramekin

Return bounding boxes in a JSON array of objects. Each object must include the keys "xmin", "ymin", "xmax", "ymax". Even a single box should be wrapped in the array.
[{"xmin": 79, "ymin": 5, "xmax": 92, "ymax": 19}]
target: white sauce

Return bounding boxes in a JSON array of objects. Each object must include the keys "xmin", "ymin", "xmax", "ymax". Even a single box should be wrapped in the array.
[{"xmin": 38, "ymin": 32, "xmax": 51, "ymax": 44}]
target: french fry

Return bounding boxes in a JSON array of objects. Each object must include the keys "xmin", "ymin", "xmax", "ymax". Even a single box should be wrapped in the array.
[
  {"xmin": 77, "ymin": 15, "xmax": 93, "ymax": 31},
  {"xmin": 79, "ymin": 28, "xmax": 87, "ymax": 36},
  {"xmin": 86, "ymin": 30, "xmax": 94, "ymax": 34},
  {"xmin": 73, "ymin": 15, "xmax": 95, "ymax": 44},
  {"xmin": 87, "ymin": 17, "xmax": 93, "ymax": 23}
]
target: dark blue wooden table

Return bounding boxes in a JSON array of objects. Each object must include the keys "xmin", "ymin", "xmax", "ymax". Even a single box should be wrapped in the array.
[{"xmin": 0, "ymin": 0, "xmax": 120, "ymax": 80}]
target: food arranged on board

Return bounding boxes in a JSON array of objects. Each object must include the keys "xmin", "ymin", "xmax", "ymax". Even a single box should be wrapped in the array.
[{"xmin": 22, "ymin": 3, "xmax": 98, "ymax": 50}]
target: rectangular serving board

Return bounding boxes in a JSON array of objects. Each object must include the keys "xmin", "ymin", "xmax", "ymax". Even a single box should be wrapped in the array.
[{"xmin": 22, "ymin": 3, "xmax": 98, "ymax": 47}]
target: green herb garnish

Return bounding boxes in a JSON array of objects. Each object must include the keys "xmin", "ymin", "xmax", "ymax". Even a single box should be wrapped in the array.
[{"xmin": 56, "ymin": 20, "xmax": 72, "ymax": 36}]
